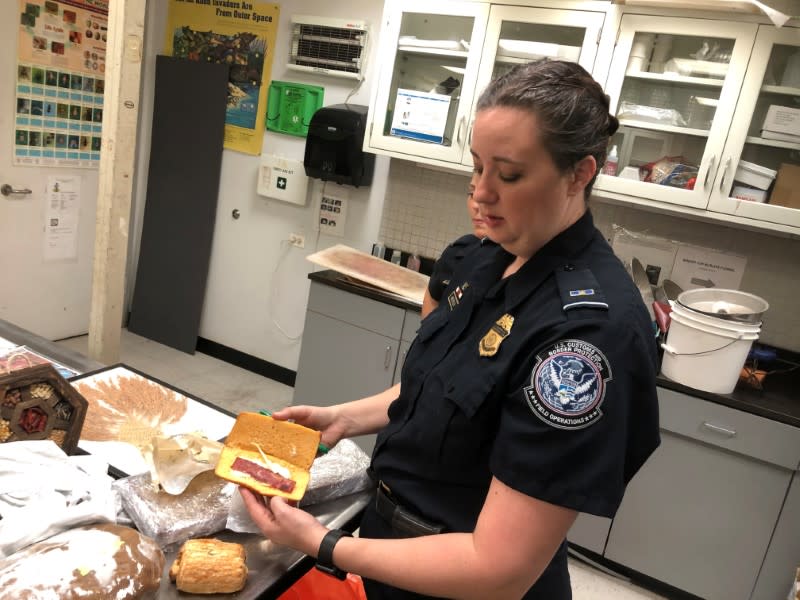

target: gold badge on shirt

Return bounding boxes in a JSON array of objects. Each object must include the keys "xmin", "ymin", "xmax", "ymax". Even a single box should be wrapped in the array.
[{"xmin": 479, "ymin": 314, "xmax": 514, "ymax": 357}]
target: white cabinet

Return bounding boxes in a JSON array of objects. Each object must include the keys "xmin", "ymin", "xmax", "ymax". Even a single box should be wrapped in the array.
[
  {"xmin": 596, "ymin": 14, "xmax": 757, "ymax": 209},
  {"xmin": 707, "ymin": 25, "xmax": 800, "ymax": 229},
  {"xmin": 365, "ymin": 0, "xmax": 606, "ymax": 171}
]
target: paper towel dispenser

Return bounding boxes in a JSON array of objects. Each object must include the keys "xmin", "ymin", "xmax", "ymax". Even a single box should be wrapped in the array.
[{"xmin": 304, "ymin": 104, "xmax": 375, "ymax": 187}]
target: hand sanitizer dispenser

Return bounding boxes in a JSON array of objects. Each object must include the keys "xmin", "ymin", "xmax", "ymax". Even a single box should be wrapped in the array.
[{"xmin": 303, "ymin": 104, "xmax": 375, "ymax": 187}]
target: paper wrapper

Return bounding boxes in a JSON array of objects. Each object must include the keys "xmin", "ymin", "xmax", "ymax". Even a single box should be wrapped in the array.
[
  {"xmin": 113, "ymin": 470, "xmax": 235, "ymax": 551},
  {"xmin": 112, "ymin": 434, "xmax": 232, "ymax": 550},
  {"xmin": 227, "ymin": 438, "xmax": 372, "ymax": 532},
  {"xmin": 150, "ymin": 434, "xmax": 223, "ymax": 495}
]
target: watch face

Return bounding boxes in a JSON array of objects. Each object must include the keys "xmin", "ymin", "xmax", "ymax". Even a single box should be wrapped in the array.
[{"xmin": 315, "ymin": 562, "xmax": 347, "ymax": 580}]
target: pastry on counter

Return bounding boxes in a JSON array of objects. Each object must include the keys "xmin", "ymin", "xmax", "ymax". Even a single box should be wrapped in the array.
[{"xmin": 169, "ymin": 538, "xmax": 248, "ymax": 594}]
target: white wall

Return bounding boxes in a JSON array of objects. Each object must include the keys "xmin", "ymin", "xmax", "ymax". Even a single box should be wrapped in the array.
[{"xmin": 129, "ymin": 0, "xmax": 389, "ymax": 371}]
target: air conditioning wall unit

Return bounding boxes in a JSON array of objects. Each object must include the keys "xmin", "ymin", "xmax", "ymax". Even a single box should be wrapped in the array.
[{"xmin": 288, "ymin": 15, "xmax": 369, "ymax": 81}]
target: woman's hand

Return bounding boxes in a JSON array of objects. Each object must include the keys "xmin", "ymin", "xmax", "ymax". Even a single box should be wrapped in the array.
[
  {"xmin": 239, "ymin": 487, "xmax": 328, "ymax": 556},
  {"xmin": 269, "ymin": 405, "xmax": 348, "ymax": 449}
]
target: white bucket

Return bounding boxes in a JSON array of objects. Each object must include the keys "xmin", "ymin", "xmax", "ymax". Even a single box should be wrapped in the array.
[{"xmin": 661, "ymin": 304, "xmax": 760, "ymax": 394}]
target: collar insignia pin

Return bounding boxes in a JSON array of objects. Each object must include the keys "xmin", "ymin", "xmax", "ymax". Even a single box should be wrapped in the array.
[
  {"xmin": 447, "ymin": 284, "xmax": 466, "ymax": 311},
  {"xmin": 479, "ymin": 313, "xmax": 515, "ymax": 357}
]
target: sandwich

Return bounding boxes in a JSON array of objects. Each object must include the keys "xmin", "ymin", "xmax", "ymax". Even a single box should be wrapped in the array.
[{"xmin": 214, "ymin": 412, "xmax": 321, "ymax": 501}]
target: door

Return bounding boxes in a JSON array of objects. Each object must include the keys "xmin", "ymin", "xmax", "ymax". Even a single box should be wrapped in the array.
[
  {"xmin": 707, "ymin": 25, "xmax": 800, "ymax": 230},
  {"xmin": 0, "ymin": 1, "xmax": 99, "ymax": 340},
  {"xmin": 463, "ymin": 5, "xmax": 606, "ymax": 167},
  {"xmin": 366, "ymin": 0, "xmax": 489, "ymax": 164},
  {"xmin": 596, "ymin": 15, "xmax": 757, "ymax": 209}
]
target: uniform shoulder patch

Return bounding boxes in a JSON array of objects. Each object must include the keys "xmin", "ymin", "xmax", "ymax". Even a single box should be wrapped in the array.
[
  {"xmin": 522, "ymin": 339, "xmax": 612, "ymax": 430},
  {"xmin": 555, "ymin": 267, "xmax": 609, "ymax": 313}
]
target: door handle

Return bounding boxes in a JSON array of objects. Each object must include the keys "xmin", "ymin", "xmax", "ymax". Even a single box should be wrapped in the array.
[
  {"xmin": 702, "ymin": 421, "xmax": 737, "ymax": 438},
  {"xmin": 1, "ymin": 184, "xmax": 33, "ymax": 196},
  {"xmin": 384, "ymin": 345, "xmax": 392, "ymax": 369},
  {"xmin": 456, "ymin": 116, "xmax": 466, "ymax": 146},
  {"xmin": 719, "ymin": 157, "xmax": 732, "ymax": 193},
  {"xmin": 703, "ymin": 155, "xmax": 716, "ymax": 193}
]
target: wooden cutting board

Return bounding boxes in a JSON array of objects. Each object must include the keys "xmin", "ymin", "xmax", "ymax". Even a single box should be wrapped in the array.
[{"xmin": 307, "ymin": 245, "xmax": 429, "ymax": 306}]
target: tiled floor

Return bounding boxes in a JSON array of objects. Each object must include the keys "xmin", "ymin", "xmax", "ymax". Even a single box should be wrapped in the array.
[{"xmin": 56, "ymin": 328, "xmax": 666, "ymax": 599}]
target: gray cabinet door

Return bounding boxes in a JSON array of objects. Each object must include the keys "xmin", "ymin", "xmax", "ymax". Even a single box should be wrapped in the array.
[
  {"xmin": 605, "ymin": 430, "xmax": 791, "ymax": 600},
  {"xmin": 568, "ymin": 513, "xmax": 611, "ymax": 555},
  {"xmin": 294, "ymin": 311, "xmax": 399, "ymax": 454},
  {"xmin": 751, "ymin": 471, "xmax": 800, "ymax": 600}
]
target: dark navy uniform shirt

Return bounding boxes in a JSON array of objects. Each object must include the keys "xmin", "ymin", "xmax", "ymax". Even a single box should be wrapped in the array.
[
  {"xmin": 427, "ymin": 234, "xmax": 483, "ymax": 303},
  {"xmin": 363, "ymin": 211, "xmax": 660, "ymax": 599}
]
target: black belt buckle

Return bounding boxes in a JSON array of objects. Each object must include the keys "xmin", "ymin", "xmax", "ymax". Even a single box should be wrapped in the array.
[{"xmin": 376, "ymin": 481, "xmax": 443, "ymax": 537}]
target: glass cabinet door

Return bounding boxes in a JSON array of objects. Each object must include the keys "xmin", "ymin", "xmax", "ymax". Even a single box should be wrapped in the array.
[
  {"xmin": 367, "ymin": 0, "xmax": 488, "ymax": 164},
  {"xmin": 708, "ymin": 25, "xmax": 800, "ymax": 231},
  {"xmin": 597, "ymin": 15, "xmax": 757, "ymax": 209},
  {"xmin": 463, "ymin": 5, "xmax": 606, "ymax": 167}
]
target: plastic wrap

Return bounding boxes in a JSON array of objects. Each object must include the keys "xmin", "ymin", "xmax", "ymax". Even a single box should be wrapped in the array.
[
  {"xmin": 640, "ymin": 155, "xmax": 698, "ymax": 189},
  {"xmin": 617, "ymin": 101, "xmax": 687, "ymax": 127},
  {"xmin": 227, "ymin": 438, "xmax": 372, "ymax": 533},
  {"xmin": 301, "ymin": 438, "xmax": 372, "ymax": 507},
  {"xmin": 113, "ymin": 470, "xmax": 235, "ymax": 550}
]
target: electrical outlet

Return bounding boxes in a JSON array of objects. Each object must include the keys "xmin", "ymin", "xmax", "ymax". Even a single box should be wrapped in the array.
[
  {"xmin": 289, "ymin": 233, "xmax": 305, "ymax": 248},
  {"xmin": 319, "ymin": 189, "xmax": 348, "ymax": 237}
]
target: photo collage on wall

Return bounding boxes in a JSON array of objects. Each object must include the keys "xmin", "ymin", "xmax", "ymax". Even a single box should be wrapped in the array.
[{"xmin": 15, "ymin": 0, "xmax": 108, "ymax": 168}]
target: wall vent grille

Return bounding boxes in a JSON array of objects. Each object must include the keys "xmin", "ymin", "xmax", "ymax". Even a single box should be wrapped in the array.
[{"xmin": 289, "ymin": 16, "xmax": 368, "ymax": 80}]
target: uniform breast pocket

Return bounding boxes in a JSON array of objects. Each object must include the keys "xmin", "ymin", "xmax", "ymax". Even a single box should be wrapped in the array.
[{"xmin": 437, "ymin": 375, "xmax": 499, "ymax": 477}]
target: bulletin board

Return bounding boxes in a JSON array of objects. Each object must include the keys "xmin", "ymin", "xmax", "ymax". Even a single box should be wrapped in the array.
[{"xmin": 14, "ymin": 0, "xmax": 108, "ymax": 168}]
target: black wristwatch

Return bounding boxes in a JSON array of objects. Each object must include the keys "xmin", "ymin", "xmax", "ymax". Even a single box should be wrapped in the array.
[{"xmin": 315, "ymin": 529, "xmax": 352, "ymax": 580}]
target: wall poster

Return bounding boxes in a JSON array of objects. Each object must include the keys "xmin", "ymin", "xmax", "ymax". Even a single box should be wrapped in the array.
[
  {"xmin": 14, "ymin": 0, "xmax": 108, "ymax": 168},
  {"xmin": 165, "ymin": 0, "xmax": 280, "ymax": 156}
]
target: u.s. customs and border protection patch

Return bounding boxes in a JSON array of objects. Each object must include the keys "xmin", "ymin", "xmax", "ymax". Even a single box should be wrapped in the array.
[
  {"xmin": 522, "ymin": 339, "xmax": 612, "ymax": 429},
  {"xmin": 479, "ymin": 313, "xmax": 514, "ymax": 357}
]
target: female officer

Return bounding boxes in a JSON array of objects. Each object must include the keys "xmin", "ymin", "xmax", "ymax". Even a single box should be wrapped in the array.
[
  {"xmin": 421, "ymin": 175, "xmax": 490, "ymax": 319},
  {"xmin": 240, "ymin": 59, "xmax": 660, "ymax": 599}
]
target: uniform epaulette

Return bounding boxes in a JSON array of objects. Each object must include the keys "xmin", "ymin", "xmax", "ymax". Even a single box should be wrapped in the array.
[{"xmin": 555, "ymin": 265, "xmax": 609, "ymax": 314}]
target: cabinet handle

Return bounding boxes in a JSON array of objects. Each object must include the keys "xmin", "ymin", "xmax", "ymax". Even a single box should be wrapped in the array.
[
  {"xmin": 701, "ymin": 421, "xmax": 737, "ymax": 438},
  {"xmin": 467, "ymin": 118, "xmax": 474, "ymax": 146},
  {"xmin": 384, "ymin": 345, "xmax": 392, "ymax": 369},
  {"xmin": 456, "ymin": 116, "xmax": 466, "ymax": 146},
  {"xmin": 703, "ymin": 155, "xmax": 716, "ymax": 192},
  {"xmin": 718, "ymin": 157, "xmax": 732, "ymax": 193}
]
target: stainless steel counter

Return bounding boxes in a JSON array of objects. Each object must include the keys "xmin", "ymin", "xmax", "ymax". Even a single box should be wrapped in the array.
[
  {"xmin": 0, "ymin": 318, "xmax": 103, "ymax": 375},
  {"xmin": 0, "ymin": 317, "xmax": 372, "ymax": 599}
]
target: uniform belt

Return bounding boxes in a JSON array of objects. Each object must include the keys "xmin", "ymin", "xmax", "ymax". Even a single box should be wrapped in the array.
[{"xmin": 375, "ymin": 481, "xmax": 444, "ymax": 537}]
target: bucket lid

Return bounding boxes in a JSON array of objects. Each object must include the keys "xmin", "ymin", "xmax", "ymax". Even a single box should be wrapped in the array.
[{"xmin": 676, "ymin": 288, "xmax": 768, "ymax": 324}]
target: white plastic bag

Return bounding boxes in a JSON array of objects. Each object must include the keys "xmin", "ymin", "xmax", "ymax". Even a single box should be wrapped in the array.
[{"xmin": 0, "ymin": 440, "xmax": 117, "ymax": 557}]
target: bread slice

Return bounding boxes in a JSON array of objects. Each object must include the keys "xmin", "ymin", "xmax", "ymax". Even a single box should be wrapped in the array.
[{"xmin": 214, "ymin": 412, "xmax": 321, "ymax": 501}]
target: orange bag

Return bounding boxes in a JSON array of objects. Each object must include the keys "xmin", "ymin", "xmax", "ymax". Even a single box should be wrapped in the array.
[{"xmin": 278, "ymin": 568, "xmax": 367, "ymax": 600}]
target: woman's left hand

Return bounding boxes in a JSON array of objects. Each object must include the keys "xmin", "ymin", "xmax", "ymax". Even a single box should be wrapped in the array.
[{"xmin": 239, "ymin": 487, "xmax": 329, "ymax": 556}]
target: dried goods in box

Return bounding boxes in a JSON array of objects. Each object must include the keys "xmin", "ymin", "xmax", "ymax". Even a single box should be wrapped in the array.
[{"xmin": 0, "ymin": 363, "xmax": 88, "ymax": 454}]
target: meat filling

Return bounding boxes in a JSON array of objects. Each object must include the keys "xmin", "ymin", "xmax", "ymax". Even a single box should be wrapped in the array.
[{"xmin": 231, "ymin": 456, "xmax": 296, "ymax": 492}]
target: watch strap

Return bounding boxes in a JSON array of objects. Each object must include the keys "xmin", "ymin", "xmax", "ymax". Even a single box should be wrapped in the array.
[{"xmin": 315, "ymin": 529, "xmax": 352, "ymax": 580}]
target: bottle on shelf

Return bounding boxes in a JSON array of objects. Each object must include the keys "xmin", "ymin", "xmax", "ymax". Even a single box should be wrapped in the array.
[{"xmin": 602, "ymin": 145, "xmax": 619, "ymax": 176}]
